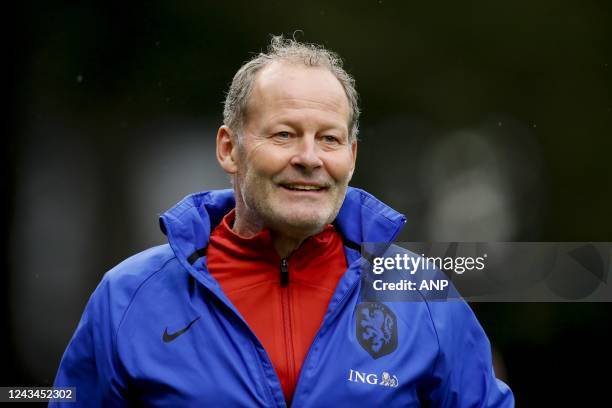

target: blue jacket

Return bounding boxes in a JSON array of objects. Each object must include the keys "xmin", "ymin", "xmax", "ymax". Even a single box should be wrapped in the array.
[{"xmin": 51, "ymin": 188, "xmax": 514, "ymax": 407}]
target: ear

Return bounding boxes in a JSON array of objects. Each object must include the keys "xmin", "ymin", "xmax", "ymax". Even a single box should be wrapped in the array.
[
  {"xmin": 348, "ymin": 140, "xmax": 358, "ymax": 179},
  {"xmin": 216, "ymin": 125, "xmax": 239, "ymax": 174}
]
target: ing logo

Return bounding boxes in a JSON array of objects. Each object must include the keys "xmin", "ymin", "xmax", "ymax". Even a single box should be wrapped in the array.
[{"xmin": 347, "ymin": 369, "xmax": 399, "ymax": 388}]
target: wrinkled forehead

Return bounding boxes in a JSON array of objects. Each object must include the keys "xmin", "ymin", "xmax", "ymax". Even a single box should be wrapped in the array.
[{"xmin": 247, "ymin": 61, "xmax": 351, "ymax": 121}]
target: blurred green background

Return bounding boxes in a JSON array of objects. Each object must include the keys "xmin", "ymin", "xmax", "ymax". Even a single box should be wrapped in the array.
[{"xmin": 4, "ymin": 1, "xmax": 612, "ymax": 405}]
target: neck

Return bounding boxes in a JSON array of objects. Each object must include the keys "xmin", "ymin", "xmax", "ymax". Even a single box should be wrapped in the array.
[
  {"xmin": 232, "ymin": 214, "xmax": 308, "ymax": 259},
  {"xmin": 271, "ymin": 233, "xmax": 306, "ymax": 259}
]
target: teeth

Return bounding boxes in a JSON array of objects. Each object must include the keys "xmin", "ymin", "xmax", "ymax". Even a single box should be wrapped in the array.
[{"xmin": 285, "ymin": 184, "xmax": 322, "ymax": 191}]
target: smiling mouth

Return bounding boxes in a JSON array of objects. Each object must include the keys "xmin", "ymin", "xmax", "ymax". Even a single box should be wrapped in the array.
[{"xmin": 280, "ymin": 183, "xmax": 328, "ymax": 192}]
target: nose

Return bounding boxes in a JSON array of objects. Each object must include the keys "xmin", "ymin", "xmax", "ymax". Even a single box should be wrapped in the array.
[{"xmin": 289, "ymin": 136, "xmax": 323, "ymax": 171}]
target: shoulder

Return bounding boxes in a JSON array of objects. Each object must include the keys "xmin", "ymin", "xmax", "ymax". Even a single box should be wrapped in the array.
[
  {"xmin": 101, "ymin": 244, "xmax": 178, "ymax": 296},
  {"xmin": 103, "ymin": 244, "xmax": 178, "ymax": 287},
  {"xmin": 87, "ymin": 245, "xmax": 180, "ymax": 327}
]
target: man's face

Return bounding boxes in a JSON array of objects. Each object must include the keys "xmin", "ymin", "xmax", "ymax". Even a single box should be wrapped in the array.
[{"xmin": 233, "ymin": 61, "xmax": 357, "ymax": 237}]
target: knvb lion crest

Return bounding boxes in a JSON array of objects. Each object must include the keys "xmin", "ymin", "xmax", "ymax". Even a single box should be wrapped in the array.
[{"xmin": 356, "ymin": 302, "xmax": 398, "ymax": 359}]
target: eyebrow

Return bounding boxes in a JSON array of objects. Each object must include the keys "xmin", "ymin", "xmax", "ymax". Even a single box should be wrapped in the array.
[{"xmin": 269, "ymin": 117, "xmax": 349, "ymax": 134}]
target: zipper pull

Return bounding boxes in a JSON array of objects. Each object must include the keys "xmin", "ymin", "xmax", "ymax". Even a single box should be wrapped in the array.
[{"xmin": 280, "ymin": 258, "xmax": 289, "ymax": 287}]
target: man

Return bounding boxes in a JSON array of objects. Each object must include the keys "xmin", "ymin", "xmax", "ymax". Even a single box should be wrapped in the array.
[{"xmin": 51, "ymin": 36, "xmax": 514, "ymax": 407}]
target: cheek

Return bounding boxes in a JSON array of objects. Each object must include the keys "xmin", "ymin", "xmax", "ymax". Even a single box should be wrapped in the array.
[
  {"xmin": 248, "ymin": 147, "xmax": 291, "ymax": 177},
  {"xmin": 324, "ymin": 153, "xmax": 355, "ymax": 182}
]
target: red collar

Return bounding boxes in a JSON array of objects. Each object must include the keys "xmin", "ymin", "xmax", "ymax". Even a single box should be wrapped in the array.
[{"xmin": 210, "ymin": 209, "xmax": 340, "ymax": 268}]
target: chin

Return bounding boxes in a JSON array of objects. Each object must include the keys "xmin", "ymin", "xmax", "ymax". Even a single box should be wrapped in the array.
[{"xmin": 275, "ymin": 211, "xmax": 332, "ymax": 235}]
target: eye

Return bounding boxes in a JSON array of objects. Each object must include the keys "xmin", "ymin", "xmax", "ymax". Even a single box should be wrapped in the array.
[
  {"xmin": 275, "ymin": 131, "xmax": 291, "ymax": 140},
  {"xmin": 322, "ymin": 135, "xmax": 339, "ymax": 144}
]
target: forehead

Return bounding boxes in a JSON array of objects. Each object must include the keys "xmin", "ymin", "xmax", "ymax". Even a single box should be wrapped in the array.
[{"xmin": 247, "ymin": 61, "xmax": 350, "ymax": 122}]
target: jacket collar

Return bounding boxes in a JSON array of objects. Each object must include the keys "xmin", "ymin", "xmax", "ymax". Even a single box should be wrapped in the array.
[{"xmin": 159, "ymin": 187, "xmax": 406, "ymax": 271}]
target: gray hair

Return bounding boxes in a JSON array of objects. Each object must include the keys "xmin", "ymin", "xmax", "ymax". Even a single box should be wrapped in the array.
[{"xmin": 223, "ymin": 35, "xmax": 360, "ymax": 141}]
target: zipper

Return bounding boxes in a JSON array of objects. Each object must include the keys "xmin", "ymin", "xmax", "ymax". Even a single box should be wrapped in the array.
[
  {"xmin": 189, "ymin": 261, "xmax": 283, "ymax": 407},
  {"xmin": 291, "ymin": 228, "xmax": 405, "ymax": 406},
  {"xmin": 280, "ymin": 258, "xmax": 289, "ymax": 287},
  {"xmin": 291, "ymin": 264, "xmax": 361, "ymax": 406},
  {"xmin": 280, "ymin": 257, "xmax": 296, "ymax": 405},
  {"xmin": 197, "ymin": 285, "xmax": 281, "ymax": 407}
]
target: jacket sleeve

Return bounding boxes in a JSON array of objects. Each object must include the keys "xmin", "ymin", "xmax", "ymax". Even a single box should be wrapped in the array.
[
  {"xmin": 49, "ymin": 277, "xmax": 129, "ymax": 407},
  {"xmin": 421, "ymin": 300, "xmax": 515, "ymax": 407}
]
